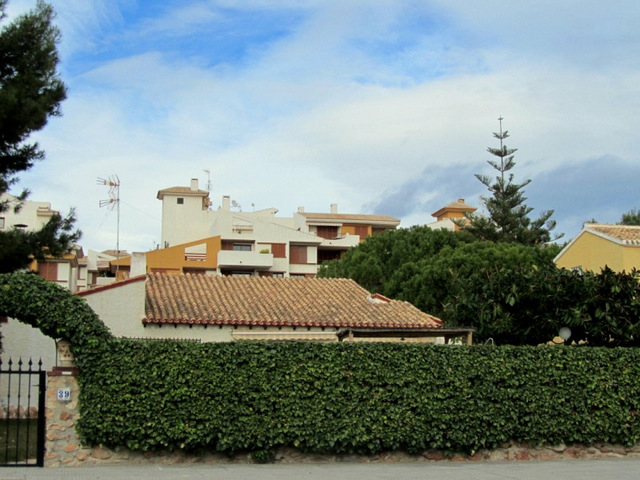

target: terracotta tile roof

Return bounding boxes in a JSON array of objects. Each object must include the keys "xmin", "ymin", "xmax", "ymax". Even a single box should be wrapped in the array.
[
  {"xmin": 143, "ymin": 273, "xmax": 442, "ymax": 329},
  {"xmin": 299, "ymin": 212, "xmax": 400, "ymax": 225},
  {"xmin": 585, "ymin": 224, "xmax": 640, "ymax": 245},
  {"xmin": 431, "ymin": 199, "xmax": 477, "ymax": 218},
  {"xmin": 156, "ymin": 186, "xmax": 209, "ymax": 199}
]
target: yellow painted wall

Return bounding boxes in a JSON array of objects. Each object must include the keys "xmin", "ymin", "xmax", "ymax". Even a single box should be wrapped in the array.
[
  {"xmin": 555, "ymin": 231, "xmax": 640, "ymax": 272},
  {"xmin": 145, "ymin": 236, "xmax": 221, "ymax": 271},
  {"xmin": 441, "ymin": 211, "xmax": 465, "ymax": 220},
  {"xmin": 341, "ymin": 224, "xmax": 371, "ymax": 238},
  {"xmin": 112, "ymin": 236, "xmax": 222, "ymax": 280},
  {"xmin": 622, "ymin": 246, "xmax": 640, "ymax": 272}
]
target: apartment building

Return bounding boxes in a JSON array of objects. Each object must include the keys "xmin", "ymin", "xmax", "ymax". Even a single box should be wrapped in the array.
[{"xmin": 113, "ymin": 179, "xmax": 401, "ymax": 279}]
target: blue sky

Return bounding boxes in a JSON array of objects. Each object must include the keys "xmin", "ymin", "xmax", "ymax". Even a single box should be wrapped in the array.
[{"xmin": 5, "ymin": 0, "xmax": 640, "ymax": 252}]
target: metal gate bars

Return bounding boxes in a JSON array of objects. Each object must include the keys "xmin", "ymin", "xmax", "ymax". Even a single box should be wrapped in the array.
[{"xmin": 0, "ymin": 358, "xmax": 46, "ymax": 467}]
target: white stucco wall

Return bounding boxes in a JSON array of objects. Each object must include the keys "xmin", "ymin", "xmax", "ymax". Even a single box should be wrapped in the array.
[
  {"xmin": 81, "ymin": 279, "xmax": 232, "ymax": 342},
  {"xmin": 81, "ymin": 278, "xmax": 146, "ymax": 339},
  {"xmin": 1, "ymin": 318, "xmax": 57, "ymax": 370},
  {"xmin": 138, "ymin": 324, "xmax": 234, "ymax": 342},
  {"xmin": 0, "ymin": 193, "xmax": 54, "ymax": 232},
  {"xmin": 161, "ymin": 195, "xmax": 211, "ymax": 247}
]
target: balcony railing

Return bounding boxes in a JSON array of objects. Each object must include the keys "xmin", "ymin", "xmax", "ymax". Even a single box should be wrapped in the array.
[
  {"xmin": 217, "ymin": 250, "xmax": 274, "ymax": 269},
  {"xmin": 319, "ymin": 235, "xmax": 360, "ymax": 249}
]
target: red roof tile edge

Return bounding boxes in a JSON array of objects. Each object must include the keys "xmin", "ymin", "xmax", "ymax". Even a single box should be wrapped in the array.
[
  {"xmin": 142, "ymin": 317, "xmax": 442, "ymax": 329},
  {"xmin": 76, "ymin": 275, "xmax": 146, "ymax": 296}
]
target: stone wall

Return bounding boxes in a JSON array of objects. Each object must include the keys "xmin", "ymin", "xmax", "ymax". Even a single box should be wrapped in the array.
[{"xmin": 44, "ymin": 367, "xmax": 640, "ymax": 467}]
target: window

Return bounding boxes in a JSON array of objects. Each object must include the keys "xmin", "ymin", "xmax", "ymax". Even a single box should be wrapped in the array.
[
  {"xmin": 289, "ymin": 245, "xmax": 308, "ymax": 264},
  {"xmin": 318, "ymin": 249, "xmax": 342, "ymax": 263},
  {"xmin": 222, "ymin": 270, "xmax": 253, "ymax": 277},
  {"xmin": 38, "ymin": 262, "xmax": 58, "ymax": 281},
  {"xmin": 223, "ymin": 242, "xmax": 253, "ymax": 251},
  {"xmin": 271, "ymin": 243, "xmax": 286, "ymax": 258},
  {"xmin": 259, "ymin": 272, "xmax": 284, "ymax": 278},
  {"xmin": 354, "ymin": 225, "xmax": 369, "ymax": 238},
  {"xmin": 316, "ymin": 225, "xmax": 339, "ymax": 239},
  {"xmin": 177, "ymin": 198, "xmax": 184, "ymax": 204}
]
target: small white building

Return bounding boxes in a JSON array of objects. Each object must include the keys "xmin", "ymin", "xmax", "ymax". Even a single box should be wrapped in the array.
[{"xmin": 78, "ymin": 273, "xmax": 473, "ymax": 344}]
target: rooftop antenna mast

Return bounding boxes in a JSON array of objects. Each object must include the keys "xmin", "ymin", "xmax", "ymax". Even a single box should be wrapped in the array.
[
  {"xmin": 203, "ymin": 169, "xmax": 211, "ymax": 192},
  {"xmin": 97, "ymin": 175, "xmax": 121, "ymax": 276}
]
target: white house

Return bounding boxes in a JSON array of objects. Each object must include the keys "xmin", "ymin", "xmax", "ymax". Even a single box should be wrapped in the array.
[{"xmin": 78, "ymin": 273, "xmax": 473, "ymax": 344}]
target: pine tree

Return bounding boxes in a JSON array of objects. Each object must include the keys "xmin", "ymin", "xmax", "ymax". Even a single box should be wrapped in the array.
[
  {"xmin": 460, "ymin": 117, "xmax": 558, "ymax": 245},
  {"xmin": 0, "ymin": 1, "xmax": 79, "ymax": 272}
]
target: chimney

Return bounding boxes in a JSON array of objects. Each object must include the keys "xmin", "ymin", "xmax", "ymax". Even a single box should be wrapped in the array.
[
  {"xmin": 131, "ymin": 252, "xmax": 147, "ymax": 277},
  {"xmin": 330, "ymin": 203, "xmax": 338, "ymax": 214},
  {"xmin": 297, "ymin": 206, "xmax": 305, "ymax": 213},
  {"xmin": 190, "ymin": 178, "xmax": 198, "ymax": 192},
  {"xmin": 222, "ymin": 195, "xmax": 230, "ymax": 211}
]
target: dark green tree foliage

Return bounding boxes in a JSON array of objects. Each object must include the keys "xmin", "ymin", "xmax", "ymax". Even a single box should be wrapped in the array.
[
  {"xmin": 318, "ymin": 226, "xmax": 466, "ymax": 311},
  {"xmin": 445, "ymin": 266, "xmax": 640, "ymax": 346},
  {"xmin": 0, "ymin": 1, "xmax": 78, "ymax": 272},
  {"xmin": 461, "ymin": 118, "xmax": 558, "ymax": 244},
  {"xmin": 0, "ymin": 208, "xmax": 80, "ymax": 273},
  {"xmin": 318, "ymin": 226, "xmax": 559, "ymax": 317},
  {"xmin": 391, "ymin": 241, "xmax": 558, "ymax": 315},
  {"xmin": 0, "ymin": 0, "xmax": 66, "ymax": 192},
  {"xmin": 620, "ymin": 208, "xmax": 640, "ymax": 226}
]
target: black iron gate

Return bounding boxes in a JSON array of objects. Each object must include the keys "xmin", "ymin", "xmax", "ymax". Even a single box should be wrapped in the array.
[{"xmin": 0, "ymin": 358, "xmax": 46, "ymax": 467}]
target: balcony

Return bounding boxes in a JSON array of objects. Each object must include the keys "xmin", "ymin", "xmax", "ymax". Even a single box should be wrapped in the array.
[
  {"xmin": 217, "ymin": 250, "xmax": 274, "ymax": 269},
  {"xmin": 319, "ymin": 234, "xmax": 360, "ymax": 249}
]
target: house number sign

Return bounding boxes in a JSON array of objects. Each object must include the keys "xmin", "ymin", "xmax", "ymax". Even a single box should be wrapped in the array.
[{"xmin": 57, "ymin": 388, "xmax": 71, "ymax": 402}]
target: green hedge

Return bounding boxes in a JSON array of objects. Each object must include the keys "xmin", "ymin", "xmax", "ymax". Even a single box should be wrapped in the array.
[
  {"xmin": 0, "ymin": 273, "xmax": 111, "ymax": 353},
  {"xmin": 76, "ymin": 340, "xmax": 640, "ymax": 455}
]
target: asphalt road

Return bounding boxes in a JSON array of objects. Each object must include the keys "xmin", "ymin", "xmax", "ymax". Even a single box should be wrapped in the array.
[{"xmin": 1, "ymin": 459, "xmax": 640, "ymax": 480}]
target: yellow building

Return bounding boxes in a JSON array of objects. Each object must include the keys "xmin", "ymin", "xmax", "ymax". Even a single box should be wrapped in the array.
[
  {"xmin": 554, "ymin": 223, "xmax": 640, "ymax": 273},
  {"xmin": 110, "ymin": 236, "xmax": 223, "ymax": 281},
  {"xmin": 427, "ymin": 199, "xmax": 477, "ymax": 231}
]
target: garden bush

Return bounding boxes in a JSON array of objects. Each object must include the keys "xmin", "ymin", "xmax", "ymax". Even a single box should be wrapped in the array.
[{"xmin": 76, "ymin": 340, "xmax": 640, "ymax": 455}]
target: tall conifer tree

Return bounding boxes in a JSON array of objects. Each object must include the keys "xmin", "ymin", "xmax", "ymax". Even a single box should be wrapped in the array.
[{"xmin": 460, "ymin": 117, "xmax": 558, "ymax": 245}]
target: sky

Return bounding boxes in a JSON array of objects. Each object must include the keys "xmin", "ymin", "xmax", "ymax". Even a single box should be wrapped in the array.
[{"xmin": 4, "ymin": 0, "xmax": 640, "ymax": 253}]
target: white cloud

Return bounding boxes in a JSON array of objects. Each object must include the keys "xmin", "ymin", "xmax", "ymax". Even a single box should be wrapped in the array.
[{"xmin": 5, "ymin": 0, "xmax": 640, "ymax": 252}]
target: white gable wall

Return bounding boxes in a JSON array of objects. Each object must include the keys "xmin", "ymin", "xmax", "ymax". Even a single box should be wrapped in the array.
[{"xmin": 161, "ymin": 194, "xmax": 210, "ymax": 248}]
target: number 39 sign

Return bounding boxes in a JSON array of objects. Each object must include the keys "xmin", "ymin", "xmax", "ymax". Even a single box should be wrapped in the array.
[{"xmin": 57, "ymin": 388, "xmax": 71, "ymax": 402}]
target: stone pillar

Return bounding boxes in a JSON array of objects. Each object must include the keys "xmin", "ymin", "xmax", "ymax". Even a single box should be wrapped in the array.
[
  {"xmin": 45, "ymin": 339, "xmax": 86, "ymax": 467},
  {"xmin": 46, "ymin": 366, "xmax": 84, "ymax": 467}
]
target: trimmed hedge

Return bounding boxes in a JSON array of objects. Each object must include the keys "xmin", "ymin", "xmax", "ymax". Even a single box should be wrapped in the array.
[
  {"xmin": 0, "ymin": 272, "xmax": 111, "ymax": 353},
  {"xmin": 77, "ymin": 340, "xmax": 640, "ymax": 455}
]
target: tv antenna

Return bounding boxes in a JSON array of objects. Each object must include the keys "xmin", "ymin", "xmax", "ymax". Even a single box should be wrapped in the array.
[
  {"xmin": 97, "ymin": 175, "xmax": 121, "ymax": 276},
  {"xmin": 203, "ymin": 169, "xmax": 211, "ymax": 192}
]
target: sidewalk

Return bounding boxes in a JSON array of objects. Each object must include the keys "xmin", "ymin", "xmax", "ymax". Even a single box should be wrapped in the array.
[{"xmin": 1, "ymin": 459, "xmax": 640, "ymax": 480}]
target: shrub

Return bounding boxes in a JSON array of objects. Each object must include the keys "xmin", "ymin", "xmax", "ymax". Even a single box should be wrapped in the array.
[{"xmin": 76, "ymin": 340, "xmax": 640, "ymax": 455}]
